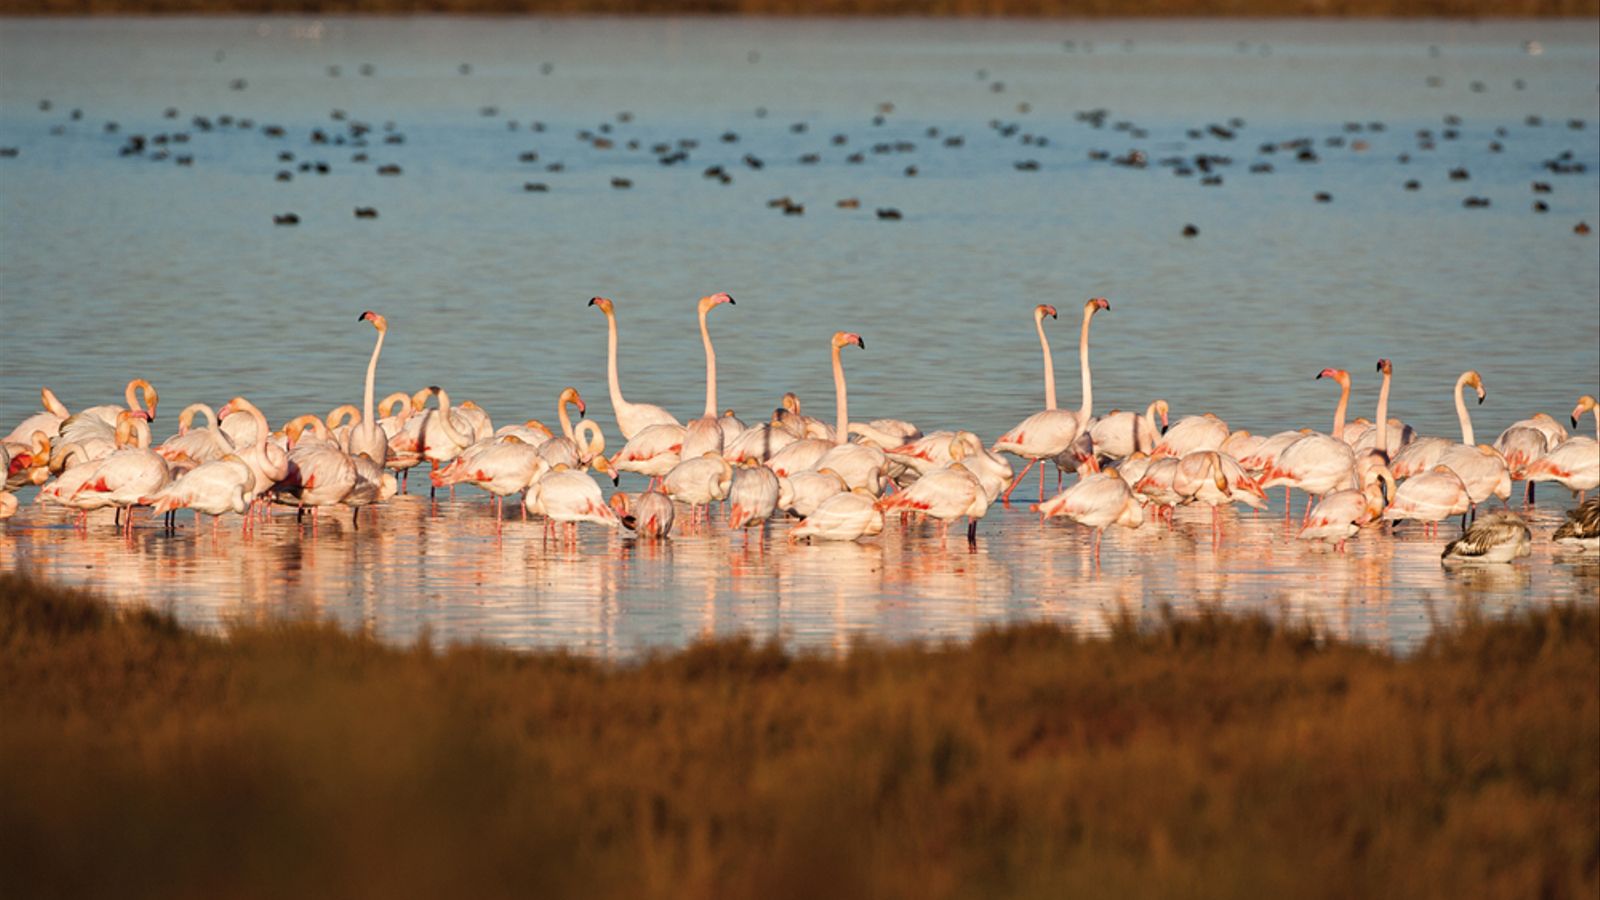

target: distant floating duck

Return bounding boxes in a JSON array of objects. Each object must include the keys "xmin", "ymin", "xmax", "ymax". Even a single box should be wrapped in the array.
[
  {"xmin": 376, "ymin": 164, "xmax": 402, "ymax": 176},
  {"xmin": 1182, "ymin": 224, "xmax": 1199, "ymax": 238},
  {"xmin": 1577, "ymin": 222, "xmax": 1592, "ymax": 235},
  {"xmin": 876, "ymin": 208, "xmax": 902, "ymax": 221},
  {"xmin": 837, "ymin": 198, "xmax": 860, "ymax": 209},
  {"xmin": 1553, "ymin": 497, "xmax": 1600, "ymax": 554},
  {"xmin": 523, "ymin": 182, "xmax": 548, "ymax": 192},
  {"xmin": 611, "ymin": 177, "xmax": 632, "ymax": 189},
  {"xmin": 1442, "ymin": 512, "xmax": 1532, "ymax": 564},
  {"xmin": 1462, "ymin": 197, "xmax": 1490, "ymax": 208},
  {"xmin": 1315, "ymin": 192, "xmax": 1332, "ymax": 203},
  {"xmin": 354, "ymin": 207, "xmax": 378, "ymax": 219},
  {"xmin": 273, "ymin": 213, "xmax": 299, "ymax": 226}
]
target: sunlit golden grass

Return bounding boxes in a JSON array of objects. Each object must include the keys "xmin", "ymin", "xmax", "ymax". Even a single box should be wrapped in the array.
[{"xmin": 1, "ymin": 571, "xmax": 1595, "ymax": 899}]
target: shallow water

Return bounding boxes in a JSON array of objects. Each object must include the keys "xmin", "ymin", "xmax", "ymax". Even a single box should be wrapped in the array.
[{"xmin": 1, "ymin": 18, "xmax": 1597, "ymax": 656}]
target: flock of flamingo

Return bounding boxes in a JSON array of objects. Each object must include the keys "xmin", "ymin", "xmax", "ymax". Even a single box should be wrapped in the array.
[{"xmin": 2, "ymin": 294, "xmax": 1597, "ymax": 563}]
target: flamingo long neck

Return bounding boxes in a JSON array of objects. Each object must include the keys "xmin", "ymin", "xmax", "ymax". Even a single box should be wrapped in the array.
[
  {"xmin": 1077, "ymin": 307, "xmax": 1095, "ymax": 422},
  {"xmin": 558, "ymin": 396, "xmax": 576, "ymax": 441},
  {"xmin": 700, "ymin": 306, "xmax": 718, "ymax": 418},
  {"xmin": 832, "ymin": 345, "xmax": 848, "ymax": 447},
  {"xmin": 361, "ymin": 327, "xmax": 385, "ymax": 439},
  {"xmin": 604, "ymin": 311, "xmax": 629, "ymax": 417},
  {"xmin": 1453, "ymin": 373, "xmax": 1475, "ymax": 445},
  {"xmin": 1331, "ymin": 380, "xmax": 1350, "ymax": 441},
  {"xmin": 42, "ymin": 388, "xmax": 69, "ymax": 418},
  {"xmin": 1375, "ymin": 371, "xmax": 1391, "ymax": 455},
  {"xmin": 246, "ymin": 403, "xmax": 269, "ymax": 461},
  {"xmin": 434, "ymin": 390, "xmax": 470, "ymax": 448},
  {"xmin": 1037, "ymin": 313, "xmax": 1057, "ymax": 411},
  {"xmin": 1144, "ymin": 401, "xmax": 1161, "ymax": 434}
]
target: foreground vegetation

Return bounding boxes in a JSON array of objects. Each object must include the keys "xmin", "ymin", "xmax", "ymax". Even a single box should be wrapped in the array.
[
  {"xmin": 8, "ymin": 0, "xmax": 1599, "ymax": 17},
  {"xmin": 1, "ymin": 572, "xmax": 1595, "ymax": 900}
]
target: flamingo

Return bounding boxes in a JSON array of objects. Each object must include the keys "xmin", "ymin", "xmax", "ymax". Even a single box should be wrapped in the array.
[
  {"xmin": 777, "ymin": 468, "xmax": 847, "ymax": 518},
  {"xmin": 1298, "ymin": 464, "xmax": 1396, "ymax": 552},
  {"xmin": 36, "ymin": 443, "xmax": 118, "ymax": 527},
  {"xmin": 347, "ymin": 311, "xmax": 391, "ymax": 467},
  {"xmin": 144, "ymin": 454, "xmax": 254, "ymax": 535},
  {"xmin": 57, "ymin": 379, "xmax": 158, "ymax": 447},
  {"xmin": 276, "ymin": 415, "xmax": 357, "ymax": 530},
  {"xmin": 1390, "ymin": 370, "xmax": 1484, "ymax": 479},
  {"xmin": 662, "ymin": 451, "xmax": 733, "ymax": 528},
  {"xmin": 1090, "ymin": 400, "xmax": 1168, "ymax": 462},
  {"xmin": 1523, "ymin": 396, "xmax": 1599, "ymax": 500},
  {"xmin": 1260, "ymin": 369, "xmax": 1358, "ymax": 522},
  {"xmin": 156, "ymin": 403, "xmax": 234, "ymax": 471},
  {"xmin": 531, "ymin": 388, "xmax": 592, "ymax": 468},
  {"xmin": 2, "ymin": 387, "xmax": 71, "ymax": 445},
  {"xmin": 1149, "ymin": 413, "xmax": 1229, "ymax": 460},
  {"xmin": 1442, "ymin": 512, "xmax": 1532, "ymax": 564},
  {"xmin": 433, "ymin": 436, "xmax": 549, "ymax": 525},
  {"xmin": 589, "ymin": 297, "xmax": 680, "ymax": 439},
  {"xmin": 1382, "ymin": 465, "xmax": 1472, "ymax": 537},
  {"xmin": 525, "ymin": 460, "xmax": 620, "ymax": 542},
  {"xmin": 878, "ymin": 437, "xmax": 991, "ymax": 545},
  {"xmin": 728, "ymin": 462, "xmax": 781, "ymax": 532},
  {"xmin": 811, "ymin": 332, "xmax": 889, "ymax": 494},
  {"xmin": 1350, "ymin": 360, "xmax": 1414, "ymax": 455},
  {"xmin": 619, "ymin": 489, "xmax": 675, "ymax": 539},
  {"xmin": 1036, "ymin": 469, "xmax": 1144, "ymax": 563},
  {"xmin": 1132, "ymin": 456, "xmax": 1184, "ymax": 525},
  {"xmin": 1176, "ymin": 450, "xmax": 1266, "ymax": 542},
  {"xmin": 412, "ymin": 386, "xmax": 475, "ymax": 494},
  {"xmin": 218, "ymin": 397, "xmax": 289, "ymax": 515},
  {"xmin": 4, "ymin": 430, "xmax": 52, "ymax": 491},
  {"xmin": 683, "ymin": 292, "xmax": 736, "ymax": 459},
  {"xmin": 612, "ymin": 423, "xmax": 687, "ymax": 486},
  {"xmin": 68, "ymin": 411, "xmax": 171, "ymax": 536},
  {"xmin": 790, "ymin": 488, "xmax": 884, "ymax": 543},
  {"xmin": 1553, "ymin": 496, "xmax": 1599, "ymax": 553},
  {"xmin": 1501, "ymin": 412, "xmax": 1568, "ymax": 448},
  {"xmin": 993, "ymin": 298, "xmax": 1108, "ymax": 502}
]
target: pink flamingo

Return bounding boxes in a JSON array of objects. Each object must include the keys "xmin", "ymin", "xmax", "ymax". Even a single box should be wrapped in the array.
[
  {"xmin": 1383, "ymin": 465, "xmax": 1472, "ymax": 536},
  {"xmin": 994, "ymin": 298, "xmax": 1108, "ymax": 502},
  {"xmin": 1390, "ymin": 370, "xmax": 1484, "ymax": 479},
  {"xmin": 349, "ymin": 311, "xmax": 391, "ymax": 466},
  {"xmin": 791, "ymin": 488, "xmax": 884, "ymax": 543},
  {"xmin": 1299, "ymin": 464, "xmax": 1396, "ymax": 552},
  {"xmin": 1036, "ymin": 469, "xmax": 1144, "ymax": 563},
  {"xmin": 683, "ymin": 293, "xmax": 736, "ymax": 459},
  {"xmin": 1260, "ymin": 369, "xmax": 1358, "ymax": 522},
  {"xmin": 589, "ymin": 297, "xmax": 680, "ymax": 439},
  {"xmin": 2, "ymin": 387, "xmax": 71, "ymax": 445},
  {"xmin": 1524, "ymin": 396, "xmax": 1599, "ymax": 500}
]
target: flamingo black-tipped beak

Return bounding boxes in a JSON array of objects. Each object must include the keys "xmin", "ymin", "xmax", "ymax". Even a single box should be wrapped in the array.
[
  {"xmin": 857, "ymin": 337, "xmax": 866, "ymax": 350},
  {"xmin": 1376, "ymin": 360, "xmax": 1384, "ymax": 372},
  {"xmin": 587, "ymin": 297, "xmax": 597, "ymax": 306},
  {"xmin": 1573, "ymin": 415, "xmax": 1580, "ymax": 427},
  {"xmin": 726, "ymin": 296, "xmax": 736, "ymax": 305},
  {"xmin": 1161, "ymin": 424, "xmax": 1170, "ymax": 435},
  {"xmin": 1478, "ymin": 394, "xmax": 1485, "ymax": 405}
]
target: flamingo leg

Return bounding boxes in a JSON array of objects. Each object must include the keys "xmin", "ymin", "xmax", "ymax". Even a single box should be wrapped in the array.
[
  {"xmin": 1092, "ymin": 528, "xmax": 1102, "ymax": 566},
  {"xmin": 1002, "ymin": 459, "xmax": 1037, "ymax": 504},
  {"xmin": 1037, "ymin": 464, "xmax": 1045, "ymax": 501}
]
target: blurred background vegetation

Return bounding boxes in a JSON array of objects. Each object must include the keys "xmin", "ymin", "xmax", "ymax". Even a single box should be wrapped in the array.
[
  {"xmin": 3, "ymin": 0, "xmax": 1598, "ymax": 16},
  {"xmin": 3, "ymin": 572, "xmax": 1597, "ymax": 900}
]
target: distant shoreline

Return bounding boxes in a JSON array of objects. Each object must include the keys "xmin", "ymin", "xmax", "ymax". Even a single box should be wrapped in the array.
[{"xmin": 4, "ymin": 1, "xmax": 1597, "ymax": 18}]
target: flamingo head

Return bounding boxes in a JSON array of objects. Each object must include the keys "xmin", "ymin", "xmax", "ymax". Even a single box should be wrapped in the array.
[
  {"xmin": 782, "ymin": 392, "xmax": 801, "ymax": 414},
  {"xmin": 698, "ymin": 292, "xmax": 736, "ymax": 314},
  {"xmin": 832, "ymin": 331, "xmax": 865, "ymax": 351},
  {"xmin": 592, "ymin": 455, "xmax": 619, "ymax": 485},
  {"xmin": 1035, "ymin": 304, "xmax": 1058, "ymax": 321},
  {"xmin": 1376, "ymin": 358, "xmax": 1392, "ymax": 375},
  {"xmin": 412, "ymin": 387, "xmax": 439, "ymax": 412},
  {"xmin": 1315, "ymin": 368, "xmax": 1350, "ymax": 386},
  {"xmin": 588, "ymin": 296, "xmax": 614, "ymax": 314},
  {"xmin": 559, "ymin": 387, "xmax": 586, "ymax": 418},
  {"xmin": 127, "ymin": 378, "xmax": 158, "ymax": 422},
  {"xmin": 1571, "ymin": 395, "xmax": 1596, "ymax": 427},
  {"xmin": 1464, "ymin": 370, "xmax": 1486, "ymax": 404},
  {"xmin": 358, "ymin": 310, "xmax": 387, "ymax": 333},
  {"xmin": 1155, "ymin": 400, "xmax": 1170, "ymax": 432},
  {"xmin": 1085, "ymin": 297, "xmax": 1110, "ymax": 315}
]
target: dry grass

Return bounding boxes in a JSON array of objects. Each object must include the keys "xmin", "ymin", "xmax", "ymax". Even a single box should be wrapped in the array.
[
  {"xmin": 4, "ymin": 0, "xmax": 1598, "ymax": 16},
  {"xmin": 1, "ymin": 571, "xmax": 1595, "ymax": 900}
]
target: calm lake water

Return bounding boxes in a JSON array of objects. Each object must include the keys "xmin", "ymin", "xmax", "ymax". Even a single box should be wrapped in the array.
[{"xmin": 1, "ymin": 17, "xmax": 1597, "ymax": 656}]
